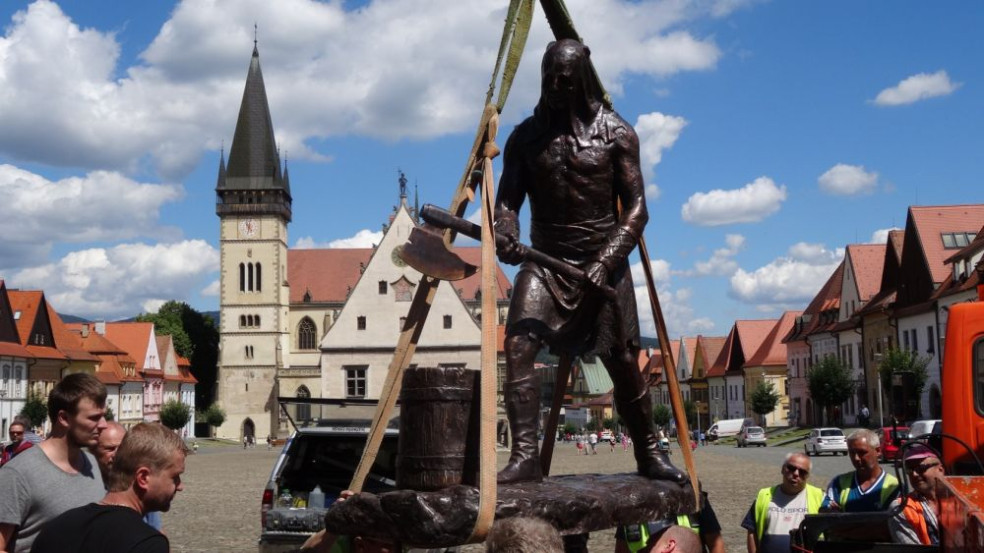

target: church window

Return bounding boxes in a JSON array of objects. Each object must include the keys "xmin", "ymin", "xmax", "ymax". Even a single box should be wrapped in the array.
[
  {"xmin": 247, "ymin": 315, "xmax": 254, "ymax": 327},
  {"xmin": 245, "ymin": 345, "xmax": 254, "ymax": 359},
  {"xmin": 256, "ymin": 263, "xmax": 262, "ymax": 292},
  {"xmin": 443, "ymin": 315, "xmax": 452, "ymax": 329},
  {"xmin": 255, "ymin": 315, "xmax": 261, "ymax": 327},
  {"xmin": 239, "ymin": 263, "xmax": 246, "ymax": 292},
  {"xmin": 298, "ymin": 318, "xmax": 317, "ymax": 350},
  {"xmin": 357, "ymin": 316, "xmax": 367, "ymax": 331},
  {"xmin": 345, "ymin": 366, "xmax": 367, "ymax": 398},
  {"xmin": 240, "ymin": 315, "xmax": 247, "ymax": 328},
  {"xmin": 248, "ymin": 263, "xmax": 254, "ymax": 292},
  {"xmin": 379, "ymin": 281, "xmax": 387, "ymax": 295}
]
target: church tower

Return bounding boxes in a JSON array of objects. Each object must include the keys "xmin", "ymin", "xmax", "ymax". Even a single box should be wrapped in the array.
[{"xmin": 215, "ymin": 43, "xmax": 291, "ymax": 441}]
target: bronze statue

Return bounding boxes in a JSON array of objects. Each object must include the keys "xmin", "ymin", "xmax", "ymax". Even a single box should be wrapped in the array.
[{"xmin": 494, "ymin": 39, "xmax": 685, "ymax": 485}]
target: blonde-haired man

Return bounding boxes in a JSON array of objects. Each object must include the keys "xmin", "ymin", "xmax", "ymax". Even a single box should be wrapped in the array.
[{"xmin": 32, "ymin": 423, "xmax": 188, "ymax": 553}]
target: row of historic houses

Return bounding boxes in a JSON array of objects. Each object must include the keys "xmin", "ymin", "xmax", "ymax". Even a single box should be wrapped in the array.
[
  {"xmin": 651, "ymin": 204, "xmax": 984, "ymax": 429},
  {"xmin": 0, "ymin": 280, "xmax": 197, "ymax": 438}
]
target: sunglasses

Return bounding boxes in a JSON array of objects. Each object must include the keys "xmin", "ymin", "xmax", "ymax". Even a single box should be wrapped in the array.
[
  {"xmin": 906, "ymin": 462, "xmax": 941, "ymax": 475},
  {"xmin": 9, "ymin": 431, "xmax": 24, "ymax": 436},
  {"xmin": 784, "ymin": 463, "xmax": 809, "ymax": 476}
]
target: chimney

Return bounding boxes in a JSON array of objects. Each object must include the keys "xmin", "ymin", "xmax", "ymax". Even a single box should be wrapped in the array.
[
  {"xmin": 95, "ymin": 321, "xmax": 106, "ymax": 335},
  {"xmin": 81, "ymin": 324, "xmax": 90, "ymax": 338}
]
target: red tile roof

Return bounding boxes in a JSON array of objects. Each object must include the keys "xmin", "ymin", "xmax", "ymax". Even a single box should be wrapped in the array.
[
  {"xmin": 733, "ymin": 320, "xmax": 778, "ymax": 369},
  {"xmin": 705, "ymin": 332, "xmax": 734, "ymax": 378},
  {"xmin": 7, "ymin": 290, "xmax": 67, "ymax": 361},
  {"xmin": 783, "ymin": 262, "xmax": 844, "ymax": 343},
  {"xmin": 0, "ymin": 342, "xmax": 33, "ymax": 357},
  {"xmin": 287, "ymin": 247, "xmax": 512, "ymax": 304},
  {"xmin": 682, "ymin": 337, "xmax": 698, "ymax": 370},
  {"xmin": 745, "ymin": 311, "xmax": 801, "ymax": 367},
  {"xmin": 104, "ymin": 322, "xmax": 155, "ymax": 370},
  {"xmin": 48, "ymin": 307, "xmax": 99, "ymax": 363},
  {"xmin": 696, "ymin": 336, "xmax": 727, "ymax": 373},
  {"xmin": 846, "ymin": 244, "xmax": 886, "ymax": 302},
  {"xmin": 909, "ymin": 205, "xmax": 984, "ymax": 284}
]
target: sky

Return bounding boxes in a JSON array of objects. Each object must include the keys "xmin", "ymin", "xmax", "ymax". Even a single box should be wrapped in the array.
[{"xmin": 1, "ymin": 0, "xmax": 982, "ymax": 340}]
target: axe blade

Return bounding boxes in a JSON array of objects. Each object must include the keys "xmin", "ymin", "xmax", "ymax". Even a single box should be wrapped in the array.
[{"xmin": 399, "ymin": 226, "xmax": 477, "ymax": 281}]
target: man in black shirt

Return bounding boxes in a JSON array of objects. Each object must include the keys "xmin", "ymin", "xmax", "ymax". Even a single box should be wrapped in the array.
[{"xmin": 32, "ymin": 422, "xmax": 188, "ymax": 553}]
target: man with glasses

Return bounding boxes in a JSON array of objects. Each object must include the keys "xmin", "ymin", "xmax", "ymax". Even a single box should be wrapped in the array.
[
  {"xmin": 741, "ymin": 452, "xmax": 824, "ymax": 553},
  {"xmin": 1, "ymin": 421, "xmax": 33, "ymax": 466},
  {"xmin": 888, "ymin": 444, "xmax": 944, "ymax": 545},
  {"xmin": 821, "ymin": 429, "xmax": 899, "ymax": 513}
]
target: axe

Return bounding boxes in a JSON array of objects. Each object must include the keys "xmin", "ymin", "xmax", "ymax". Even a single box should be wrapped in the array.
[{"xmin": 400, "ymin": 204, "xmax": 615, "ymax": 300}]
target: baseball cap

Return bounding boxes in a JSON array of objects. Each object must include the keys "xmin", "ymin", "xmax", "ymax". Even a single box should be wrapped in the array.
[{"xmin": 903, "ymin": 443, "xmax": 940, "ymax": 463}]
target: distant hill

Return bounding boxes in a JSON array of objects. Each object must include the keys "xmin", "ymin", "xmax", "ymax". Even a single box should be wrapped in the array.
[
  {"xmin": 59, "ymin": 313, "xmax": 91, "ymax": 323},
  {"xmin": 57, "ymin": 310, "xmax": 221, "ymax": 326}
]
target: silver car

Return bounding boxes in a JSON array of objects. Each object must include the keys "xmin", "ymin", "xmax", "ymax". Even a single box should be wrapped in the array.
[
  {"xmin": 737, "ymin": 426, "xmax": 767, "ymax": 447},
  {"xmin": 804, "ymin": 427, "xmax": 848, "ymax": 456}
]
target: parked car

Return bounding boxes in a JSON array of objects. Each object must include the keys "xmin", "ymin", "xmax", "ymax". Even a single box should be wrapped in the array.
[
  {"xmin": 259, "ymin": 399, "xmax": 406, "ymax": 553},
  {"xmin": 600, "ymin": 430, "xmax": 614, "ymax": 442},
  {"xmin": 908, "ymin": 419, "xmax": 942, "ymax": 440},
  {"xmin": 878, "ymin": 426, "xmax": 910, "ymax": 462},
  {"xmin": 804, "ymin": 427, "xmax": 848, "ymax": 456},
  {"xmin": 737, "ymin": 426, "xmax": 767, "ymax": 447}
]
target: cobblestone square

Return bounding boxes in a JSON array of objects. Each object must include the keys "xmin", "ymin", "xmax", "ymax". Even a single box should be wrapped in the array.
[{"xmin": 165, "ymin": 440, "xmax": 851, "ymax": 552}]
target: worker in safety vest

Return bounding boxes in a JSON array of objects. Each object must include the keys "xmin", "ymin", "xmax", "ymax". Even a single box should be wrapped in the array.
[
  {"xmin": 740, "ymin": 452, "xmax": 823, "ymax": 553},
  {"xmin": 821, "ymin": 429, "xmax": 900, "ymax": 513},
  {"xmin": 888, "ymin": 443, "xmax": 944, "ymax": 545},
  {"xmin": 616, "ymin": 491, "xmax": 724, "ymax": 553}
]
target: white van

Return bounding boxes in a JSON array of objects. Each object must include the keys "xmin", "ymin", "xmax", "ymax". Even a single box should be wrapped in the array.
[{"xmin": 706, "ymin": 418, "xmax": 746, "ymax": 441}]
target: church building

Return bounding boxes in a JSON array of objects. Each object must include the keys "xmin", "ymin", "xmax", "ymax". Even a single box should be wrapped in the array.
[{"xmin": 214, "ymin": 45, "xmax": 511, "ymax": 441}]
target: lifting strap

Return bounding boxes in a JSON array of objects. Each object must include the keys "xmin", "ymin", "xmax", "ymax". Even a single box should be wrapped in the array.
[{"xmin": 347, "ymin": 2, "xmax": 534, "ymax": 544}]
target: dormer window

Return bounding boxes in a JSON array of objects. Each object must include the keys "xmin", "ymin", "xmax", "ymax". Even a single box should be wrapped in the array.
[{"xmin": 942, "ymin": 232, "xmax": 974, "ymax": 249}]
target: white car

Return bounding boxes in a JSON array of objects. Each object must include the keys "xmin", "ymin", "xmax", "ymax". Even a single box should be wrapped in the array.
[
  {"xmin": 908, "ymin": 419, "xmax": 941, "ymax": 440},
  {"xmin": 804, "ymin": 427, "xmax": 848, "ymax": 456}
]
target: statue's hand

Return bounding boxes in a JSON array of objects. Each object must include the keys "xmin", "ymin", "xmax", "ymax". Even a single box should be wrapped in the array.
[
  {"xmin": 584, "ymin": 261, "xmax": 609, "ymax": 293},
  {"xmin": 497, "ymin": 236, "xmax": 526, "ymax": 266},
  {"xmin": 494, "ymin": 213, "xmax": 524, "ymax": 265}
]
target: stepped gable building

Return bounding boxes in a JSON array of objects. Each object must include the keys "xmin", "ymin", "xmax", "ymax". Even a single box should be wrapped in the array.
[{"xmin": 214, "ymin": 45, "xmax": 511, "ymax": 441}]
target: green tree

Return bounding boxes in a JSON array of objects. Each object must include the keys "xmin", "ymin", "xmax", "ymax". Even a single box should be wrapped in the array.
[
  {"xmin": 20, "ymin": 392, "xmax": 47, "ymax": 429},
  {"xmin": 584, "ymin": 418, "xmax": 600, "ymax": 431},
  {"xmin": 652, "ymin": 403, "xmax": 671, "ymax": 428},
  {"xmin": 562, "ymin": 422, "xmax": 577, "ymax": 436},
  {"xmin": 160, "ymin": 400, "xmax": 191, "ymax": 431},
  {"xmin": 137, "ymin": 301, "xmax": 220, "ymax": 408},
  {"xmin": 807, "ymin": 356, "xmax": 857, "ymax": 425},
  {"xmin": 204, "ymin": 404, "xmax": 226, "ymax": 431},
  {"xmin": 750, "ymin": 380, "xmax": 781, "ymax": 425},
  {"xmin": 602, "ymin": 417, "xmax": 615, "ymax": 430},
  {"xmin": 684, "ymin": 399, "xmax": 697, "ymax": 428},
  {"xmin": 104, "ymin": 406, "xmax": 115, "ymax": 422},
  {"xmin": 878, "ymin": 347, "xmax": 930, "ymax": 415}
]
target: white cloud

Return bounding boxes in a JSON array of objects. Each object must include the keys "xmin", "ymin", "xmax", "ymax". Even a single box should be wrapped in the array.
[
  {"xmin": 681, "ymin": 234, "xmax": 745, "ymax": 276},
  {"xmin": 0, "ymin": 164, "xmax": 183, "ymax": 269},
  {"xmin": 818, "ymin": 163, "xmax": 878, "ymax": 196},
  {"xmin": 8, "ymin": 240, "xmax": 219, "ymax": 319},
  {"xmin": 0, "ymin": 0, "xmax": 731, "ymax": 179},
  {"xmin": 295, "ymin": 229, "xmax": 384, "ymax": 249},
  {"xmin": 869, "ymin": 227, "xmax": 901, "ymax": 245},
  {"xmin": 681, "ymin": 176, "xmax": 787, "ymax": 226},
  {"xmin": 629, "ymin": 258, "xmax": 714, "ymax": 337},
  {"xmin": 729, "ymin": 242, "xmax": 843, "ymax": 307},
  {"xmin": 201, "ymin": 279, "xmax": 220, "ymax": 297},
  {"xmin": 646, "ymin": 184, "xmax": 662, "ymax": 201},
  {"xmin": 635, "ymin": 112, "xmax": 687, "ymax": 184},
  {"xmin": 873, "ymin": 70, "xmax": 961, "ymax": 106}
]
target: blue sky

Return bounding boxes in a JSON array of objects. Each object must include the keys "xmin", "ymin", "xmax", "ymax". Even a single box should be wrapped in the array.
[{"xmin": 1, "ymin": 0, "xmax": 982, "ymax": 339}]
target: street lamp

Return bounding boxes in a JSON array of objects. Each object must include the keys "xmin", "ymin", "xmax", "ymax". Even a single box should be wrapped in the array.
[
  {"xmin": 874, "ymin": 352, "xmax": 884, "ymax": 428},
  {"xmin": 694, "ymin": 401, "xmax": 701, "ymax": 446}
]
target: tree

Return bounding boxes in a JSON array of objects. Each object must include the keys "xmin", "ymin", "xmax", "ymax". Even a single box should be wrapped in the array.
[
  {"xmin": 652, "ymin": 403, "xmax": 671, "ymax": 428},
  {"xmin": 602, "ymin": 417, "xmax": 615, "ymax": 430},
  {"xmin": 204, "ymin": 404, "xmax": 226, "ymax": 431},
  {"xmin": 562, "ymin": 422, "xmax": 577, "ymax": 436},
  {"xmin": 750, "ymin": 380, "xmax": 781, "ymax": 425},
  {"xmin": 878, "ymin": 347, "xmax": 930, "ymax": 416},
  {"xmin": 104, "ymin": 406, "xmax": 115, "ymax": 422},
  {"xmin": 684, "ymin": 399, "xmax": 697, "ymax": 428},
  {"xmin": 807, "ymin": 356, "xmax": 857, "ymax": 425},
  {"xmin": 20, "ymin": 392, "xmax": 47, "ymax": 429},
  {"xmin": 137, "ymin": 300, "xmax": 220, "ymax": 408},
  {"xmin": 584, "ymin": 418, "xmax": 600, "ymax": 431},
  {"xmin": 160, "ymin": 400, "xmax": 192, "ymax": 431}
]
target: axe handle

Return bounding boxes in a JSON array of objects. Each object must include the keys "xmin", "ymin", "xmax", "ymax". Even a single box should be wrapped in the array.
[{"xmin": 421, "ymin": 204, "xmax": 616, "ymax": 300}]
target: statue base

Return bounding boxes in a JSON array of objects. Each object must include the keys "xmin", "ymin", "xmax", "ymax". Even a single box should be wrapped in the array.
[{"xmin": 323, "ymin": 472, "xmax": 698, "ymax": 548}]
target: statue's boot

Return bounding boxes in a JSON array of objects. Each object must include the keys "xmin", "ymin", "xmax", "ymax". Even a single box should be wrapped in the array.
[
  {"xmin": 619, "ymin": 393, "xmax": 687, "ymax": 484},
  {"xmin": 497, "ymin": 376, "xmax": 543, "ymax": 484}
]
